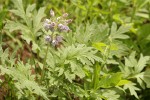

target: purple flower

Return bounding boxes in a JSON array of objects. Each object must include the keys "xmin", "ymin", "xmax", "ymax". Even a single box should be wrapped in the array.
[
  {"xmin": 43, "ymin": 23, "xmax": 50, "ymax": 31},
  {"xmin": 63, "ymin": 25, "xmax": 70, "ymax": 32},
  {"xmin": 58, "ymin": 23, "xmax": 63, "ymax": 29},
  {"xmin": 44, "ymin": 9, "xmax": 72, "ymax": 33},
  {"xmin": 58, "ymin": 24, "xmax": 70, "ymax": 32},
  {"xmin": 45, "ymin": 35, "xmax": 52, "ymax": 42},
  {"xmin": 49, "ymin": 22, "xmax": 56, "ymax": 32},
  {"xmin": 51, "ymin": 39, "xmax": 59, "ymax": 46},
  {"xmin": 43, "ymin": 19, "xmax": 51, "ymax": 31},
  {"xmin": 56, "ymin": 35, "xmax": 63, "ymax": 43}
]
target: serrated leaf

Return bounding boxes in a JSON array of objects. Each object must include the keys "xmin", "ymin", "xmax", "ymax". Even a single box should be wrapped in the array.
[
  {"xmin": 32, "ymin": 42, "xmax": 41, "ymax": 51},
  {"xmin": 142, "ymin": 69, "xmax": 150, "ymax": 88},
  {"xmin": 124, "ymin": 82, "xmax": 140, "ymax": 99},
  {"xmin": 125, "ymin": 51, "xmax": 137, "ymax": 67},
  {"xmin": 117, "ymin": 80, "xmax": 130, "ymax": 86},
  {"xmin": 135, "ymin": 69, "xmax": 150, "ymax": 88},
  {"xmin": 102, "ymin": 90, "xmax": 120, "ymax": 100},
  {"xmin": 33, "ymin": 7, "xmax": 46, "ymax": 34},
  {"xmin": 0, "ymin": 61, "xmax": 48, "ymax": 99},
  {"xmin": 121, "ymin": 51, "xmax": 150, "ymax": 79},
  {"xmin": 99, "ymin": 72, "xmax": 122, "ymax": 88},
  {"xmin": 58, "ymin": 68, "xmax": 64, "ymax": 76},
  {"xmin": 135, "ymin": 54, "xmax": 149, "ymax": 73},
  {"xmin": 92, "ymin": 42, "xmax": 107, "ymax": 52},
  {"xmin": 64, "ymin": 70, "xmax": 75, "ymax": 83},
  {"xmin": 111, "ymin": 22, "xmax": 117, "ymax": 35},
  {"xmin": 110, "ymin": 22, "xmax": 131, "ymax": 40},
  {"xmin": 5, "ymin": 21, "xmax": 30, "ymax": 33},
  {"xmin": 38, "ymin": 61, "xmax": 43, "ymax": 70},
  {"xmin": 74, "ymin": 66, "xmax": 85, "ymax": 78},
  {"xmin": 26, "ymin": 4, "xmax": 36, "ymax": 17},
  {"xmin": 11, "ymin": 0, "xmax": 25, "ymax": 19}
]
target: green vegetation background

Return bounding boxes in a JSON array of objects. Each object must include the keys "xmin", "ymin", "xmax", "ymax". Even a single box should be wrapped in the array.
[{"xmin": 0, "ymin": 0, "xmax": 150, "ymax": 100}]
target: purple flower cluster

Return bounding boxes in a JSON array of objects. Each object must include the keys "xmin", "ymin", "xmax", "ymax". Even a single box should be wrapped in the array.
[
  {"xmin": 44, "ymin": 9, "xmax": 72, "ymax": 48},
  {"xmin": 45, "ymin": 35, "xmax": 63, "ymax": 47},
  {"xmin": 58, "ymin": 24, "xmax": 70, "ymax": 32},
  {"xmin": 43, "ymin": 9, "xmax": 72, "ymax": 32},
  {"xmin": 43, "ymin": 20, "xmax": 56, "ymax": 32}
]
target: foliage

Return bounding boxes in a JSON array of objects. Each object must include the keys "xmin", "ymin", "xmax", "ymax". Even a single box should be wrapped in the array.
[{"xmin": 0, "ymin": 0, "xmax": 150, "ymax": 100}]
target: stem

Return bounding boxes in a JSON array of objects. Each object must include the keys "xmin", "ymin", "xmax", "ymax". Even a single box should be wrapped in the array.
[
  {"xmin": 102, "ymin": 41, "xmax": 111, "ymax": 71},
  {"xmin": 131, "ymin": 2, "xmax": 136, "ymax": 22},
  {"xmin": 148, "ymin": 2, "xmax": 150, "ymax": 19},
  {"xmin": 64, "ymin": 83, "xmax": 72, "ymax": 100},
  {"xmin": 92, "ymin": 62, "xmax": 101, "ymax": 90},
  {"xmin": 67, "ymin": 92, "xmax": 72, "ymax": 100},
  {"xmin": 0, "ymin": 29, "xmax": 2, "ymax": 44},
  {"xmin": 41, "ymin": 44, "xmax": 49, "ymax": 81}
]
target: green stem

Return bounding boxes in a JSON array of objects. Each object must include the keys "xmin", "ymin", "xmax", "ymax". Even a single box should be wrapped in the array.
[
  {"xmin": 41, "ymin": 44, "xmax": 49, "ymax": 81},
  {"xmin": 92, "ymin": 62, "xmax": 101, "ymax": 90},
  {"xmin": 67, "ymin": 92, "xmax": 72, "ymax": 100},
  {"xmin": 102, "ymin": 41, "xmax": 111, "ymax": 71},
  {"xmin": 131, "ymin": 3, "xmax": 136, "ymax": 22},
  {"xmin": 0, "ymin": 30, "xmax": 2, "ymax": 44},
  {"xmin": 148, "ymin": 2, "xmax": 150, "ymax": 19}
]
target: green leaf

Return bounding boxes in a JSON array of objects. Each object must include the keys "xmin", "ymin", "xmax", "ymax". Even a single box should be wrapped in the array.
[
  {"xmin": 124, "ymin": 82, "xmax": 140, "ymax": 99},
  {"xmin": 135, "ymin": 69, "xmax": 150, "ymax": 88},
  {"xmin": 58, "ymin": 68, "xmax": 64, "ymax": 76},
  {"xmin": 64, "ymin": 70, "xmax": 75, "ymax": 83},
  {"xmin": 120, "ymin": 51, "xmax": 150, "ymax": 78},
  {"xmin": 26, "ymin": 4, "xmax": 36, "ymax": 17},
  {"xmin": 142, "ymin": 69, "xmax": 150, "ymax": 88},
  {"xmin": 137, "ymin": 24, "xmax": 150, "ymax": 55},
  {"xmin": 75, "ymin": 21, "xmax": 109, "ymax": 45},
  {"xmin": 10, "ymin": 0, "xmax": 25, "ymax": 20},
  {"xmin": 117, "ymin": 80, "xmax": 130, "ymax": 86},
  {"xmin": 110, "ymin": 22, "xmax": 131, "ymax": 40},
  {"xmin": 0, "ymin": 48, "xmax": 9, "ymax": 64},
  {"xmin": 99, "ymin": 72, "xmax": 122, "ymax": 88},
  {"xmin": 5, "ymin": 21, "xmax": 30, "ymax": 33},
  {"xmin": 74, "ymin": 66, "xmax": 85, "ymax": 78},
  {"xmin": 33, "ymin": 7, "xmax": 46, "ymax": 34},
  {"xmin": 92, "ymin": 63, "xmax": 101, "ymax": 90},
  {"xmin": 59, "ymin": 44, "xmax": 101, "ymax": 65},
  {"xmin": 135, "ymin": 54, "xmax": 149, "ymax": 73},
  {"xmin": 102, "ymin": 90, "xmax": 120, "ymax": 100},
  {"xmin": 0, "ymin": 61, "xmax": 48, "ymax": 99},
  {"xmin": 92, "ymin": 42, "xmax": 107, "ymax": 52},
  {"xmin": 0, "ymin": 9, "xmax": 7, "ymax": 30},
  {"xmin": 125, "ymin": 51, "xmax": 137, "ymax": 68}
]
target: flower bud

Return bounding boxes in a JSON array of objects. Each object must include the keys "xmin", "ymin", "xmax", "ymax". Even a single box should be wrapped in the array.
[
  {"xmin": 45, "ymin": 19, "xmax": 51, "ymax": 23},
  {"xmin": 45, "ymin": 35, "xmax": 52, "ymax": 42},
  {"xmin": 49, "ymin": 22, "xmax": 56, "ymax": 32},
  {"xmin": 51, "ymin": 39, "xmax": 59, "ymax": 46},
  {"xmin": 56, "ymin": 35, "xmax": 63, "ymax": 43},
  {"xmin": 66, "ymin": 19, "xmax": 72, "ymax": 24},
  {"xmin": 57, "ymin": 17, "xmax": 61, "ymax": 21},
  {"xmin": 63, "ymin": 25, "xmax": 70, "ymax": 32},
  {"xmin": 58, "ymin": 24, "xmax": 70, "ymax": 32},
  {"xmin": 63, "ymin": 13, "xmax": 68, "ymax": 18},
  {"xmin": 43, "ymin": 19, "xmax": 51, "ymax": 31},
  {"xmin": 50, "ymin": 9, "xmax": 55, "ymax": 17},
  {"xmin": 58, "ymin": 23, "xmax": 63, "ymax": 29},
  {"xmin": 43, "ymin": 23, "xmax": 50, "ymax": 31}
]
